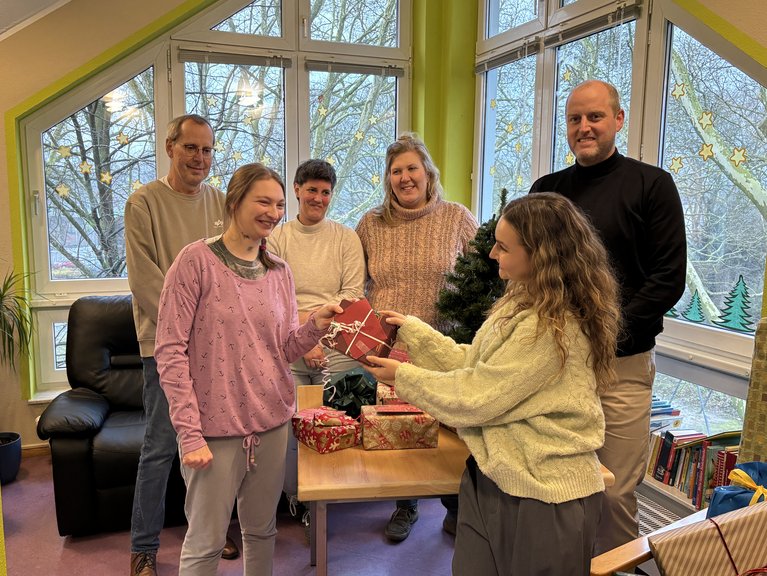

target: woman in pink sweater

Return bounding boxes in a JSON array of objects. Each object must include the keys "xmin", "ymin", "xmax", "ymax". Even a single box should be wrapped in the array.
[
  {"xmin": 356, "ymin": 133, "xmax": 478, "ymax": 542},
  {"xmin": 155, "ymin": 163, "xmax": 340, "ymax": 576}
]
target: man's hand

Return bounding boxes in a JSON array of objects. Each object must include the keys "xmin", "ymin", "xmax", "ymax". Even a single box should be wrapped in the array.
[
  {"xmin": 182, "ymin": 445, "xmax": 213, "ymax": 469},
  {"xmin": 365, "ymin": 356, "xmax": 401, "ymax": 384}
]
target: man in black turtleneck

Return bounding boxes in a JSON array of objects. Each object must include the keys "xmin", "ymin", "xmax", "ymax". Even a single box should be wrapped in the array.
[{"xmin": 530, "ymin": 80, "xmax": 687, "ymax": 555}]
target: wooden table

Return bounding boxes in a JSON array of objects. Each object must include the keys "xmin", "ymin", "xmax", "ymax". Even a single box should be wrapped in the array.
[
  {"xmin": 296, "ymin": 385, "xmax": 615, "ymax": 576},
  {"xmin": 589, "ymin": 508, "xmax": 707, "ymax": 576}
]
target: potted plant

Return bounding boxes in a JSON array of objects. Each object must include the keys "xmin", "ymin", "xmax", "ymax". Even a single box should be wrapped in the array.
[{"xmin": 0, "ymin": 269, "xmax": 32, "ymax": 485}]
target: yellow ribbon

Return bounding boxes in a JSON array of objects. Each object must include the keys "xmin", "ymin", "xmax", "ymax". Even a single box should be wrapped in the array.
[{"xmin": 727, "ymin": 468, "xmax": 767, "ymax": 506}]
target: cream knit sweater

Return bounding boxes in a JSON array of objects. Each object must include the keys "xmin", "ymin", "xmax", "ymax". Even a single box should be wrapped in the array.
[
  {"xmin": 355, "ymin": 195, "xmax": 477, "ymax": 328},
  {"xmin": 394, "ymin": 300, "xmax": 606, "ymax": 504}
]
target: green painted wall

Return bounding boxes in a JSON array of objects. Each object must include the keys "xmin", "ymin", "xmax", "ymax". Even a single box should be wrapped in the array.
[{"xmin": 412, "ymin": 0, "xmax": 478, "ymax": 208}]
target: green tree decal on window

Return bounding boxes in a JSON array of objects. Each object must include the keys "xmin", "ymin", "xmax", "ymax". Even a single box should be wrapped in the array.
[
  {"xmin": 682, "ymin": 290, "xmax": 705, "ymax": 323},
  {"xmin": 714, "ymin": 275, "xmax": 754, "ymax": 333}
]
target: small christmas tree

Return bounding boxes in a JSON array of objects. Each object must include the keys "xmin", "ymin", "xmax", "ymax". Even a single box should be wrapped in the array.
[
  {"xmin": 682, "ymin": 290, "xmax": 705, "ymax": 323},
  {"xmin": 436, "ymin": 189, "xmax": 508, "ymax": 343}
]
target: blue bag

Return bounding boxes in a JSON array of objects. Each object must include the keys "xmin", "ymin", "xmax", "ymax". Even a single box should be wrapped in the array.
[{"xmin": 706, "ymin": 461, "xmax": 767, "ymax": 518}]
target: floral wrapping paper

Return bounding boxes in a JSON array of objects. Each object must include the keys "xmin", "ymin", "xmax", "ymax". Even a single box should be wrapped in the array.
[
  {"xmin": 376, "ymin": 382, "xmax": 408, "ymax": 405},
  {"xmin": 648, "ymin": 501, "xmax": 767, "ymax": 576},
  {"xmin": 292, "ymin": 406, "xmax": 361, "ymax": 454},
  {"xmin": 360, "ymin": 404, "xmax": 439, "ymax": 450}
]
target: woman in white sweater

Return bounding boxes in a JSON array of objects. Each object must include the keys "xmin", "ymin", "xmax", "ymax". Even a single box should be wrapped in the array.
[{"xmin": 366, "ymin": 193, "xmax": 621, "ymax": 576}]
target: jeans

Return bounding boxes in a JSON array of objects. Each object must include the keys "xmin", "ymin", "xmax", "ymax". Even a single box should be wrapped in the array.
[{"xmin": 131, "ymin": 356, "xmax": 179, "ymax": 553}]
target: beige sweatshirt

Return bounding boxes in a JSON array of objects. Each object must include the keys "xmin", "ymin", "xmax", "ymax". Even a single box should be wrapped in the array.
[{"xmin": 124, "ymin": 179, "xmax": 225, "ymax": 356}]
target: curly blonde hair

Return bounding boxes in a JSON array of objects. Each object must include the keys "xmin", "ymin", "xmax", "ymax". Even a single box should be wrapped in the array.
[{"xmin": 492, "ymin": 193, "xmax": 621, "ymax": 393}]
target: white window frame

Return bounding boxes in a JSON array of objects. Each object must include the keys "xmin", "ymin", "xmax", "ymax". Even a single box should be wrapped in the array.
[
  {"xmin": 22, "ymin": 0, "xmax": 412, "ymax": 394},
  {"xmin": 474, "ymin": 0, "xmax": 764, "ymax": 404}
]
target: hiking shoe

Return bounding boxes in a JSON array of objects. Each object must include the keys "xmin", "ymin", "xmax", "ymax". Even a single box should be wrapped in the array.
[
  {"xmin": 384, "ymin": 505, "xmax": 419, "ymax": 542},
  {"xmin": 130, "ymin": 551, "xmax": 157, "ymax": 576}
]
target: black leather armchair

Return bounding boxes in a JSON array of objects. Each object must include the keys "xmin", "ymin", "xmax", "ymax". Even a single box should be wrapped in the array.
[{"xmin": 37, "ymin": 295, "xmax": 186, "ymax": 536}]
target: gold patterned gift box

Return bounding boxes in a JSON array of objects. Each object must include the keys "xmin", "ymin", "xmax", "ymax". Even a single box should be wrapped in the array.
[
  {"xmin": 376, "ymin": 382, "xmax": 408, "ymax": 405},
  {"xmin": 292, "ymin": 406, "xmax": 361, "ymax": 454},
  {"xmin": 360, "ymin": 404, "xmax": 439, "ymax": 450},
  {"xmin": 648, "ymin": 501, "xmax": 767, "ymax": 576}
]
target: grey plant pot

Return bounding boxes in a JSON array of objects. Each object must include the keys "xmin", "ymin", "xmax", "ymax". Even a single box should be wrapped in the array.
[{"xmin": 0, "ymin": 432, "xmax": 22, "ymax": 485}]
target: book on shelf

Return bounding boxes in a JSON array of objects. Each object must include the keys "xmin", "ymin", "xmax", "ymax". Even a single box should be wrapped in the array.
[{"xmin": 652, "ymin": 429, "xmax": 704, "ymax": 483}]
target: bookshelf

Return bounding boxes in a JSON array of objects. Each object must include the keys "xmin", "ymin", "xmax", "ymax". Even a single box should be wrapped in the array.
[{"xmin": 641, "ymin": 474, "xmax": 696, "ymax": 513}]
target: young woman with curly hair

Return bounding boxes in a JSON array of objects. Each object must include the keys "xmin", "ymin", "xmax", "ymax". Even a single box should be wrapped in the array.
[{"xmin": 366, "ymin": 192, "xmax": 621, "ymax": 576}]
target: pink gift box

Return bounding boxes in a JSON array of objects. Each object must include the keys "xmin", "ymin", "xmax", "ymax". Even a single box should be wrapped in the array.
[
  {"xmin": 292, "ymin": 407, "xmax": 361, "ymax": 454},
  {"xmin": 360, "ymin": 404, "xmax": 438, "ymax": 450}
]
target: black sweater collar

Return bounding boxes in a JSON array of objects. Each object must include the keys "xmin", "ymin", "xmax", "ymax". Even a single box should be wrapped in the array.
[{"xmin": 573, "ymin": 149, "xmax": 623, "ymax": 180}]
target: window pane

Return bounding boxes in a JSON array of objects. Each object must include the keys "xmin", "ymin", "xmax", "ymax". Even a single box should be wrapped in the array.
[
  {"xmin": 53, "ymin": 321, "xmax": 67, "ymax": 370},
  {"xmin": 486, "ymin": 0, "xmax": 539, "ymax": 38},
  {"xmin": 185, "ymin": 61, "xmax": 286, "ymax": 187},
  {"xmin": 661, "ymin": 27, "xmax": 766, "ymax": 335},
  {"xmin": 480, "ymin": 55, "xmax": 536, "ymax": 222},
  {"xmin": 310, "ymin": 0, "xmax": 398, "ymax": 47},
  {"xmin": 654, "ymin": 372, "xmax": 745, "ymax": 436},
  {"xmin": 308, "ymin": 70, "xmax": 397, "ymax": 227},
  {"xmin": 41, "ymin": 67, "xmax": 155, "ymax": 280},
  {"xmin": 211, "ymin": 0, "xmax": 281, "ymax": 37},
  {"xmin": 552, "ymin": 21, "xmax": 635, "ymax": 171}
]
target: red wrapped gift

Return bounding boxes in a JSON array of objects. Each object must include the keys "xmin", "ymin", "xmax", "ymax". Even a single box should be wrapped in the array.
[
  {"xmin": 360, "ymin": 404, "xmax": 438, "ymax": 450},
  {"xmin": 292, "ymin": 406, "xmax": 361, "ymax": 454},
  {"xmin": 376, "ymin": 382, "xmax": 408, "ymax": 405},
  {"xmin": 322, "ymin": 299, "xmax": 397, "ymax": 366}
]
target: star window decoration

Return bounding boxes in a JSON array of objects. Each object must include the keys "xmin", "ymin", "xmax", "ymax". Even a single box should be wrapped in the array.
[
  {"xmin": 79, "ymin": 161, "xmax": 92, "ymax": 174},
  {"xmin": 317, "ymin": 106, "xmax": 328, "ymax": 117},
  {"xmin": 489, "ymin": 165, "xmax": 496, "ymax": 176},
  {"xmin": 371, "ymin": 174, "xmax": 380, "ymax": 185},
  {"xmin": 515, "ymin": 142, "xmax": 522, "ymax": 153},
  {"xmin": 367, "ymin": 136, "xmax": 377, "ymax": 146},
  {"xmin": 354, "ymin": 131, "xmax": 364, "ymax": 141},
  {"xmin": 698, "ymin": 111, "xmax": 714, "ymax": 131},
  {"xmin": 698, "ymin": 143, "xmax": 714, "ymax": 162},
  {"xmin": 490, "ymin": 99, "xmax": 497, "ymax": 110},
  {"xmin": 215, "ymin": 142, "xmax": 226, "ymax": 153},
  {"xmin": 671, "ymin": 83, "xmax": 686, "ymax": 100},
  {"xmin": 232, "ymin": 151, "xmax": 243, "ymax": 162},
  {"xmin": 131, "ymin": 180, "xmax": 143, "ymax": 191},
  {"xmin": 100, "ymin": 172, "xmax": 113, "ymax": 185},
  {"xmin": 57, "ymin": 146, "xmax": 72, "ymax": 158},
  {"xmin": 326, "ymin": 157, "xmax": 335, "ymax": 166},
  {"xmin": 55, "ymin": 183, "xmax": 70, "ymax": 198},
  {"xmin": 505, "ymin": 123, "xmax": 514, "ymax": 134},
  {"xmin": 116, "ymin": 132, "xmax": 129, "ymax": 145},
  {"xmin": 565, "ymin": 151, "xmax": 575, "ymax": 165},
  {"xmin": 730, "ymin": 147, "xmax": 747, "ymax": 167},
  {"xmin": 668, "ymin": 157, "xmax": 683, "ymax": 174},
  {"xmin": 369, "ymin": 115, "xmax": 378, "ymax": 125},
  {"xmin": 206, "ymin": 96, "xmax": 218, "ymax": 107},
  {"xmin": 208, "ymin": 175, "xmax": 222, "ymax": 188},
  {"xmin": 563, "ymin": 69, "xmax": 572, "ymax": 82}
]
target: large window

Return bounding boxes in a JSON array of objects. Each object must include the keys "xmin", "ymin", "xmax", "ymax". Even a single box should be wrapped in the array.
[
  {"xmin": 23, "ymin": 0, "xmax": 410, "ymax": 393},
  {"xmin": 475, "ymin": 0, "xmax": 764, "ymax": 447}
]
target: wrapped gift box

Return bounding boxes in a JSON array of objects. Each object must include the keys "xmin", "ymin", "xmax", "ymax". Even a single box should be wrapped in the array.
[
  {"xmin": 376, "ymin": 382, "xmax": 408, "ymax": 405},
  {"xmin": 292, "ymin": 406, "xmax": 361, "ymax": 454},
  {"xmin": 360, "ymin": 404, "xmax": 438, "ymax": 450},
  {"xmin": 323, "ymin": 299, "xmax": 397, "ymax": 366},
  {"xmin": 648, "ymin": 501, "xmax": 767, "ymax": 576}
]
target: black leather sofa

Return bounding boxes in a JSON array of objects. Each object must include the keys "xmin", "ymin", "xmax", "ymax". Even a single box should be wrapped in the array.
[{"xmin": 37, "ymin": 295, "xmax": 186, "ymax": 537}]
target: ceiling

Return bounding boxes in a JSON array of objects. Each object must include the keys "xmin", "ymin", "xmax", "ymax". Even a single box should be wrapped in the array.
[{"xmin": 0, "ymin": 0, "xmax": 71, "ymax": 41}]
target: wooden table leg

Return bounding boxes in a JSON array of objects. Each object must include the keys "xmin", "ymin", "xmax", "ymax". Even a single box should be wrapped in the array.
[{"xmin": 313, "ymin": 501, "xmax": 328, "ymax": 576}]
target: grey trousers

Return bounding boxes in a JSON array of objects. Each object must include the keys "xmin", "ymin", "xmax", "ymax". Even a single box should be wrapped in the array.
[
  {"xmin": 452, "ymin": 457, "xmax": 602, "ymax": 576},
  {"xmin": 179, "ymin": 424, "xmax": 288, "ymax": 576}
]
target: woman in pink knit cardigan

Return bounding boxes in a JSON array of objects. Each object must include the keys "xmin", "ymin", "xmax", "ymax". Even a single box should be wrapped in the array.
[{"xmin": 355, "ymin": 132, "xmax": 478, "ymax": 543}]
